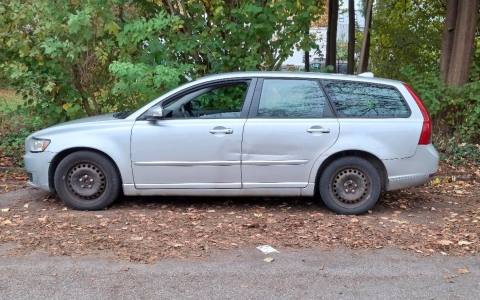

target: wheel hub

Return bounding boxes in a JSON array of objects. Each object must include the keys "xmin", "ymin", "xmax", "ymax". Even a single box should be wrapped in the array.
[
  {"xmin": 67, "ymin": 164, "xmax": 106, "ymax": 199},
  {"xmin": 79, "ymin": 175, "xmax": 94, "ymax": 188},
  {"xmin": 332, "ymin": 168, "xmax": 369, "ymax": 204}
]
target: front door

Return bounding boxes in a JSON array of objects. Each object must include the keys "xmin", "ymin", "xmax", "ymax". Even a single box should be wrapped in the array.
[
  {"xmin": 241, "ymin": 78, "xmax": 340, "ymax": 188},
  {"xmin": 131, "ymin": 80, "xmax": 255, "ymax": 189}
]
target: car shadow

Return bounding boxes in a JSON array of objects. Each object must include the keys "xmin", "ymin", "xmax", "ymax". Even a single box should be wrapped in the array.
[{"xmin": 113, "ymin": 194, "xmax": 325, "ymax": 212}]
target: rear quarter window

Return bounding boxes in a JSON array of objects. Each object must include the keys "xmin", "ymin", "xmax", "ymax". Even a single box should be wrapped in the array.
[{"xmin": 322, "ymin": 80, "xmax": 411, "ymax": 118}]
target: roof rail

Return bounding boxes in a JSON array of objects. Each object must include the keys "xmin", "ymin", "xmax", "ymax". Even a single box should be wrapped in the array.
[{"xmin": 358, "ymin": 72, "xmax": 374, "ymax": 77}]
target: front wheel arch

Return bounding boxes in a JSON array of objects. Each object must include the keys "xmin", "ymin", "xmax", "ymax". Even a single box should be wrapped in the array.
[
  {"xmin": 49, "ymin": 148, "xmax": 123, "ymax": 194},
  {"xmin": 53, "ymin": 150, "xmax": 122, "ymax": 210}
]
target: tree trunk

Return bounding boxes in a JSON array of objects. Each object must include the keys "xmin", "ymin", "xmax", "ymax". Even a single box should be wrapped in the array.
[
  {"xmin": 440, "ymin": 0, "xmax": 459, "ymax": 83},
  {"xmin": 326, "ymin": 0, "xmax": 339, "ymax": 72},
  {"xmin": 446, "ymin": 0, "xmax": 479, "ymax": 86},
  {"xmin": 305, "ymin": 28, "xmax": 310, "ymax": 72},
  {"xmin": 305, "ymin": 51, "xmax": 310, "ymax": 72},
  {"xmin": 347, "ymin": 0, "xmax": 355, "ymax": 74},
  {"xmin": 358, "ymin": 0, "xmax": 373, "ymax": 73}
]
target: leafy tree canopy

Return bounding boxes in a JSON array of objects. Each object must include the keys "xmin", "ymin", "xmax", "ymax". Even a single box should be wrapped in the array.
[
  {"xmin": 0, "ymin": 0, "xmax": 324, "ymax": 122},
  {"xmin": 370, "ymin": 0, "xmax": 445, "ymax": 80}
]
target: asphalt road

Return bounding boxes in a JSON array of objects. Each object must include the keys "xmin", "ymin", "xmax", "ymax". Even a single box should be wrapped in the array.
[{"xmin": 1, "ymin": 246, "xmax": 479, "ymax": 300}]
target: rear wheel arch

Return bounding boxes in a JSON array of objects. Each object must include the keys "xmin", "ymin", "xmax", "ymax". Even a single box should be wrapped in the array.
[
  {"xmin": 48, "ymin": 147, "xmax": 124, "ymax": 193},
  {"xmin": 313, "ymin": 150, "xmax": 387, "ymax": 197}
]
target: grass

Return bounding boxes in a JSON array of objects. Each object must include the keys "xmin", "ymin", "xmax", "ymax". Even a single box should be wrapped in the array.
[
  {"xmin": 0, "ymin": 89, "xmax": 23, "ymax": 110},
  {"xmin": 0, "ymin": 90, "xmax": 44, "ymax": 167}
]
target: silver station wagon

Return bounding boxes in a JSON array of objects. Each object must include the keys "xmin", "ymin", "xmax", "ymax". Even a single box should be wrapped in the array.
[{"xmin": 24, "ymin": 72, "xmax": 439, "ymax": 214}]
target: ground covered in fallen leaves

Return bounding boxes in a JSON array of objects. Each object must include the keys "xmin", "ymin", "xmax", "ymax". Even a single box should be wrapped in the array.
[{"xmin": 0, "ymin": 167, "xmax": 479, "ymax": 264}]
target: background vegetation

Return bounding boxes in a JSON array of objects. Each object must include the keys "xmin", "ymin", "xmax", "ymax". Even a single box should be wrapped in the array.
[{"xmin": 0, "ymin": 0, "xmax": 479, "ymax": 167}]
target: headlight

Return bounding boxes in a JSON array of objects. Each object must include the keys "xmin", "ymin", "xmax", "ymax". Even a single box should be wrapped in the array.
[{"xmin": 30, "ymin": 138, "xmax": 51, "ymax": 152}]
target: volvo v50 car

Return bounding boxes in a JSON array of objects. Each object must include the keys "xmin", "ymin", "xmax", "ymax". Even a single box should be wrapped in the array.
[{"xmin": 24, "ymin": 72, "xmax": 439, "ymax": 215}]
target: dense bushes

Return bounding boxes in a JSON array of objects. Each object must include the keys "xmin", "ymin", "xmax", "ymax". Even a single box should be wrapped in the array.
[{"xmin": 400, "ymin": 66, "xmax": 480, "ymax": 142}]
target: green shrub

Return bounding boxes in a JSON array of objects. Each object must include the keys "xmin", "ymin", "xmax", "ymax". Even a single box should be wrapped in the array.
[
  {"xmin": 434, "ymin": 135, "xmax": 480, "ymax": 167},
  {"xmin": 400, "ymin": 66, "xmax": 480, "ymax": 143},
  {"xmin": 0, "ymin": 91, "xmax": 45, "ymax": 167}
]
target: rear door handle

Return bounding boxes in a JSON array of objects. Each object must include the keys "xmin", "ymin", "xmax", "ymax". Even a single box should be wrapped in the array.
[
  {"xmin": 307, "ymin": 126, "xmax": 330, "ymax": 133},
  {"xmin": 210, "ymin": 126, "xmax": 233, "ymax": 134}
]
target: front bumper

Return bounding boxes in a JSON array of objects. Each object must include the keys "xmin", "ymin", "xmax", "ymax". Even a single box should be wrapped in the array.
[{"xmin": 24, "ymin": 151, "xmax": 57, "ymax": 192}]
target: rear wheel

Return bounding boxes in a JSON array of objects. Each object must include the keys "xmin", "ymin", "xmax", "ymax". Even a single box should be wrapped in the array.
[
  {"xmin": 319, "ymin": 156, "xmax": 381, "ymax": 215},
  {"xmin": 54, "ymin": 151, "xmax": 121, "ymax": 210}
]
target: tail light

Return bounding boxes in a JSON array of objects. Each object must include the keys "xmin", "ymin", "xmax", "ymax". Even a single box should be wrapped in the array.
[{"xmin": 404, "ymin": 84, "xmax": 432, "ymax": 145}]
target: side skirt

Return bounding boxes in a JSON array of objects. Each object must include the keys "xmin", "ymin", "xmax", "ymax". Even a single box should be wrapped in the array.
[{"xmin": 123, "ymin": 184, "xmax": 316, "ymax": 197}]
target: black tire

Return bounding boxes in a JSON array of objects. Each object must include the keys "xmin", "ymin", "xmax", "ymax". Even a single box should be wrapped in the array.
[
  {"xmin": 54, "ymin": 151, "xmax": 121, "ymax": 210},
  {"xmin": 319, "ymin": 156, "xmax": 381, "ymax": 215}
]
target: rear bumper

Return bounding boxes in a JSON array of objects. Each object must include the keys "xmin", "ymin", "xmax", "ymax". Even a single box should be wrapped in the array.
[
  {"xmin": 24, "ymin": 151, "xmax": 57, "ymax": 192},
  {"xmin": 383, "ymin": 144, "xmax": 439, "ymax": 191}
]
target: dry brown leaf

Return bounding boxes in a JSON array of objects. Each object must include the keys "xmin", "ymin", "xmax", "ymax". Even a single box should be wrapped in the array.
[
  {"xmin": 437, "ymin": 240, "xmax": 453, "ymax": 246},
  {"xmin": 457, "ymin": 269, "xmax": 470, "ymax": 274}
]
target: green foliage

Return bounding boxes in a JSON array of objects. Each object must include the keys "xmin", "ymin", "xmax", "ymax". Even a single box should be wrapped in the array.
[
  {"xmin": 370, "ymin": 0, "xmax": 444, "ymax": 81},
  {"xmin": 371, "ymin": 0, "xmax": 480, "ymax": 142},
  {"xmin": 318, "ymin": 65, "xmax": 335, "ymax": 73},
  {"xmin": 109, "ymin": 11, "xmax": 192, "ymax": 106},
  {"xmin": 0, "ymin": 91, "xmax": 44, "ymax": 166},
  {"xmin": 109, "ymin": 62, "xmax": 191, "ymax": 110},
  {"xmin": 401, "ymin": 66, "xmax": 480, "ymax": 142},
  {"xmin": 195, "ymin": 85, "xmax": 247, "ymax": 110},
  {"xmin": 0, "ymin": 0, "xmax": 325, "ymax": 123},
  {"xmin": 434, "ymin": 136, "xmax": 480, "ymax": 167},
  {"xmin": 0, "ymin": 0, "xmax": 125, "ymax": 123},
  {"xmin": 134, "ymin": 0, "xmax": 324, "ymax": 73}
]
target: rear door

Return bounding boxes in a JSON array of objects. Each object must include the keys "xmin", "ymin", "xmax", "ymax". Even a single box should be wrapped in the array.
[{"xmin": 241, "ymin": 78, "xmax": 340, "ymax": 188}]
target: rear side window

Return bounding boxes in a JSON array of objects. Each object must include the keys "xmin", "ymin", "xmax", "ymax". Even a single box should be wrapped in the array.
[
  {"xmin": 322, "ymin": 80, "xmax": 410, "ymax": 118},
  {"xmin": 257, "ymin": 79, "xmax": 326, "ymax": 118}
]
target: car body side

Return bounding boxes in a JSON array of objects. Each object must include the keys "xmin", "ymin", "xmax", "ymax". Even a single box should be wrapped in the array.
[{"xmin": 24, "ymin": 72, "xmax": 439, "ymax": 198}]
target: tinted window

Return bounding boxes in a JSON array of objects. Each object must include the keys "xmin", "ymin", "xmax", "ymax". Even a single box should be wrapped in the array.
[
  {"xmin": 257, "ymin": 79, "xmax": 326, "ymax": 118},
  {"xmin": 323, "ymin": 80, "xmax": 410, "ymax": 118}
]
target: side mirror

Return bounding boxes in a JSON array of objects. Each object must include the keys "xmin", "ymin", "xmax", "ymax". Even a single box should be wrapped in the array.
[{"xmin": 145, "ymin": 106, "xmax": 164, "ymax": 121}]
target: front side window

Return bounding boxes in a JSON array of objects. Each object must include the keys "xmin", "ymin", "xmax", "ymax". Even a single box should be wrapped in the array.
[
  {"xmin": 322, "ymin": 80, "xmax": 410, "ymax": 118},
  {"xmin": 192, "ymin": 84, "xmax": 247, "ymax": 112},
  {"xmin": 164, "ymin": 82, "xmax": 248, "ymax": 119},
  {"xmin": 257, "ymin": 79, "xmax": 326, "ymax": 118}
]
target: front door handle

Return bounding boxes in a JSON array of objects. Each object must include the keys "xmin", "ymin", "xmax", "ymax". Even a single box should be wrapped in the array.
[
  {"xmin": 210, "ymin": 126, "xmax": 233, "ymax": 134},
  {"xmin": 307, "ymin": 126, "xmax": 330, "ymax": 133}
]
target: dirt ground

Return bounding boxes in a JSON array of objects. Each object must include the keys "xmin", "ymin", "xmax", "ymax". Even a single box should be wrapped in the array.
[{"xmin": 0, "ymin": 164, "xmax": 479, "ymax": 264}]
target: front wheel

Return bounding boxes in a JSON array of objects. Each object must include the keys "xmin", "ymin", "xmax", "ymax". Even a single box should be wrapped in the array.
[
  {"xmin": 319, "ymin": 156, "xmax": 381, "ymax": 215},
  {"xmin": 54, "ymin": 151, "xmax": 121, "ymax": 210}
]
